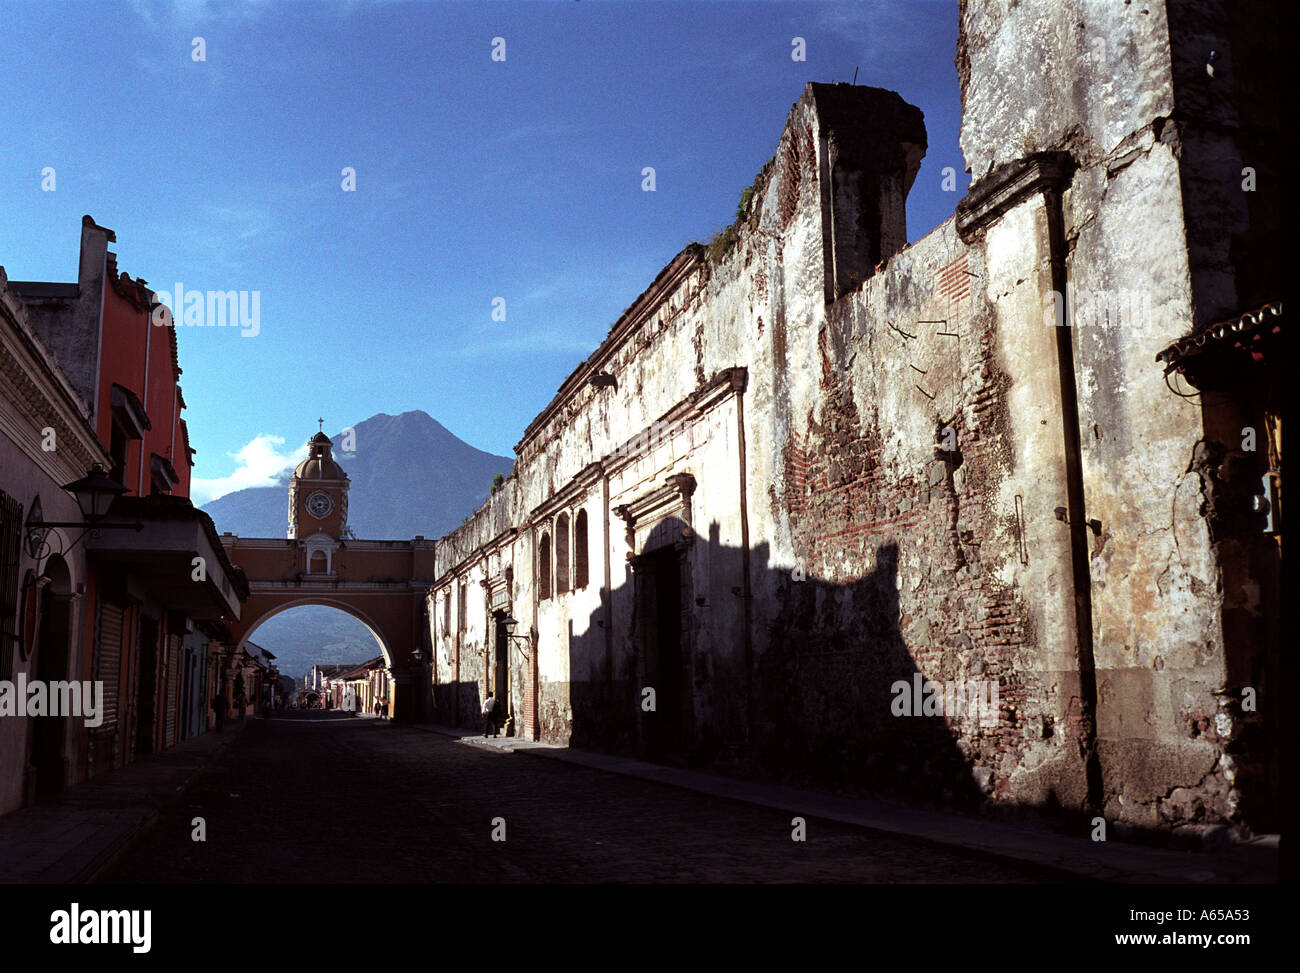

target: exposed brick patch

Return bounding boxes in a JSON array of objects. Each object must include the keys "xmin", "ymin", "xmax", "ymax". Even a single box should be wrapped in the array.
[
  {"xmin": 759, "ymin": 280, "xmax": 1059, "ymax": 814},
  {"xmin": 778, "ymin": 136, "xmax": 801, "ymax": 227},
  {"xmin": 935, "ymin": 253, "xmax": 972, "ymax": 304},
  {"xmin": 784, "ymin": 432, "xmax": 808, "ymax": 515}
]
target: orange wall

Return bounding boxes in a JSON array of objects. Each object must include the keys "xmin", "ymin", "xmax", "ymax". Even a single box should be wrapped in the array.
[
  {"xmin": 229, "ymin": 541, "xmax": 434, "ymax": 582},
  {"xmin": 96, "ymin": 280, "xmax": 192, "ymax": 499}
]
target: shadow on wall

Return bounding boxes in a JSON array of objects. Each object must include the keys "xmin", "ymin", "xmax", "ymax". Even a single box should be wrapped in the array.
[
  {"xmin": 431, "ymin": 517, "xmax": 1272, "ymax": 851},
  {"xmin": 565, "ymin": 523, "xmax": 988, "ymax": 813},
  {"xmin": 432, "ymin": 681, "xmax": 487, "ymax": 730}
]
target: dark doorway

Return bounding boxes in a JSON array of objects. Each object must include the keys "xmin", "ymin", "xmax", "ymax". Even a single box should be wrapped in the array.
[
  {"xmin": 492, "ymin": 613, "xmax": 509, "ymax": 734},
  {"xmin": 642, "ymin": 547, "xmax": 685, "ymax": 761},
  {"xmin": 135, "ymin": 615, "xmax": 159, "ymax": 757},
  {"xmin": 31, "ymin": 557, "xmax": 73, "ymax": 796}
]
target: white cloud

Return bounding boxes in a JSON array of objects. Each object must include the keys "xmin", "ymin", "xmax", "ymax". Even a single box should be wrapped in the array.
[
  {"xmin": 191, "ymin": 433, "xmax": 307, "ymax": 505},
  {"xmin": 493, "ymin": 122, "xmax": 581, "ymax": 145},
  {"xmin": 813, "ymin": 1, "xmax": 941, "ymax": 66},
  {"xmin": 449, "ymin": 329, "xmax": 603, "ymax": 360},
  {"xmin": 204, "ymin": 204, "xmax": 271, "ymax": 242},
  {"xmin": 128, "ymin": 0, "xmax": 274, "ymax": 30}
]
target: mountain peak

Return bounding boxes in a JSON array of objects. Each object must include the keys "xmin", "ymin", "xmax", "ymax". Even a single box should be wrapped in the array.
[{"xmin": 204, "ymin": 412, "xmax": 512, "ymax": 540}]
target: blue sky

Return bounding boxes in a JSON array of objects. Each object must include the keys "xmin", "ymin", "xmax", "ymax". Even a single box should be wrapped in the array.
[{"xmin": 0, "ymin": 0, "xmax": 964, "ymax": 506}]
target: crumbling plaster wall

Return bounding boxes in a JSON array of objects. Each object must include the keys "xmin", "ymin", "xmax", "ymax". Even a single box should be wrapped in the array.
[
  {"xmin": 957, "ymin": 0, "xmax": 1176, "ymax": 179},
  {"xmin": 739, "ymin": 142, "xmax": 1087, "ymax": 808},
  {"xmin": 428, "ymin": 43, "xmax": 1248, "ymax": 832},
  {"xmin": 1065, "ymin": 147, "xmax": 1230, "ymax": 831},
  {"xmin": 958, "ymin": 0, "xmax": 1244, "ymax": 833}
]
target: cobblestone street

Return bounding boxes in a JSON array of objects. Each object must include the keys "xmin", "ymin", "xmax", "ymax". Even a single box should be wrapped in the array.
[{"xmin": 101, "ymin": 714, "xmax": 1057, "ymax": 883}]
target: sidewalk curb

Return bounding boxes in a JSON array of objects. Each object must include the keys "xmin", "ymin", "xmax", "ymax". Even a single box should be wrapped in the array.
[
  {"xmin": 406, "ymin": 722, "xmax": 1277, "ymax": 884},
  {"xmin": 78, "ymin": 722, "xmax": 250, "ymax": 884},
  {"xmin": 0, "ymin": 719, "xmax": 253, "ymax": 885},
  {"xmin": 70, "ymin": 807, "xmax": 159, "ymax": 885}
]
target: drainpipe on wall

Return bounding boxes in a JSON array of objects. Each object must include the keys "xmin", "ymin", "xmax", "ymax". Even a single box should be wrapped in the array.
[
  {"xmin": 732, "ymin": 370, "xmax": 754, "ymax": 741},
  {"xmin": 426, "ymin": 590, "xmax": 437, "ymax": 695},
  {"xmin": 530, "ymin": 623, "xmax": 539, "ymax": 742},
  {"xmin": 957, "ymin": 152, "xmax": 1102, "ymax": 816},
  {"xmin": 452, "ymin": 583, "xmax": 460, "ymax": 727},
  {"xmin": 601, "ymin": 469, "xmax": 613, "ymax": 708},
  {"xmin": 138, "ymin": 299, "xmax": 151, "ymax": 495},
  {"xmin": 169, "ymin": 380, "xmax": 177, "ymax": 476},
  {"xmin": 481, "ymin": 568, "xmax": 490, "ymax": 703},
  {"xmin": 531, "ymin": 532, "xmax": 540, "ymax": 741},
  {"xmin": 1043, "ymin": 177, "xmax": 1104, "ymax": 814}
]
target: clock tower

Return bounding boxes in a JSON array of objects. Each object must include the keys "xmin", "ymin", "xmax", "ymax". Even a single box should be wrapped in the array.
[{"xmin": 288, "ymin": 426, "xmax": 350, "ymax": 575}]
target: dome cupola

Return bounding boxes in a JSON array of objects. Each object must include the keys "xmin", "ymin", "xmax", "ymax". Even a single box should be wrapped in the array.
[
  {"xmin": 287, "ymin": 421, "xmax": 350, "ymax": 540},
  {"xmin": 293, "ymin": 431, "xmax": 349, "ymax": 481}
]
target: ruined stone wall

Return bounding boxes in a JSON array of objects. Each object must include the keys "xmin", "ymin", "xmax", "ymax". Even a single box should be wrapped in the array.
[
  {"xmin": 428, "ymin": 83, "xmax": 1045, "ymax": 803},
  {"xmin": 747, "ymin": 216, "xmax": 1058, "ymax": 807},
  {"xmin": 429, "ymin": 557, "xmax": 492, "ymax": 728},
  {"xmin": 424, "ymin": 14, "xmax": 1275, "ymax": 836},
  {"xmin": 952, "ymin": 0, "xmax": 1280, "ymax": 835},
  {"xmin": 426, "ymin": 86, "xmax": 848, "ymax": 756}
]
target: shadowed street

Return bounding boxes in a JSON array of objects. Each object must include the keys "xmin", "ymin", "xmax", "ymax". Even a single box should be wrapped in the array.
[{"xmin": 101, "ymin": 715, "xmax": 1057, "ymax": 883}]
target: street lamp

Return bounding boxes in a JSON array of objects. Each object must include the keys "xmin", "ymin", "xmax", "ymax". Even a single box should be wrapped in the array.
[
  {"xmin": 500, "ymin": 615, "xmax": 532, "ymax": 649},
  {"xmin": 64, "ymin": 466, "xmax": 131, "ymax": 520},
  {"xmin": 25, "ymin": 465, "xmax": 143, "ymax": 560}
]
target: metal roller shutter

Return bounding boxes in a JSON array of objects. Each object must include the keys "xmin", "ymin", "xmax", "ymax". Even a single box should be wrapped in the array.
[
  {"xmin": 164, "ymin": 635, "xmax": 179, "ymax": 747},
  {"xmin": 96, "ymin": 599, "xmax": 124, "ymax": 731}
]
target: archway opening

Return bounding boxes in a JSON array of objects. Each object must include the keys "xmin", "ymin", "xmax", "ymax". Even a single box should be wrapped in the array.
[{"xmin": 242, "ymin": 603, "xmax": 390, "ymax": 713}]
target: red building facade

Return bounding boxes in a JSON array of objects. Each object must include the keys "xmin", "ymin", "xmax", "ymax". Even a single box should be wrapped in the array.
[{"xmin": 0, "ymin": 216, "xmax": 246, "ymax": 814}]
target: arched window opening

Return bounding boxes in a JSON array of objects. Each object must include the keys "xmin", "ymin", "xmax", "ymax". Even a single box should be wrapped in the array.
[
  {"xmin": 574, "ymin": 509, "xmax": 589, "ymax": 589},
  {"xmin": 539, "ymin": 532, "xmax": 552, "ymax": 600},
  {"xmin": 555, "ymin": 513, "xmax": 570, "ymax": 595}
]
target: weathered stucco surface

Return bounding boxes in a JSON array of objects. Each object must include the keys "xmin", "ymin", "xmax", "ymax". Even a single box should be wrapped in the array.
[
  {"xmin": 424, "ymin": 1, "xmax": 1280, "ymax": 841},
  {"xmin": 954, "ymin": 0, "xmax": 1280, "ymax": 835}
]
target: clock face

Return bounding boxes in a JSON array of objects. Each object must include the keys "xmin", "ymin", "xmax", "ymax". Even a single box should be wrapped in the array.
[{"xmin": 306, "ymin": 490, "xmax": 334, "ymax": 519}]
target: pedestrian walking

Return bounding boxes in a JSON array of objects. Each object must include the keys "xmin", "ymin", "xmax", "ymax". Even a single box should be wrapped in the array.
[
  {"xmin": 482, "ymin": 691, "xmax": 498, "ymax": 737},
  {"xmin": 211, "ymin": 690, "xmax": 228, "ymax": 733}
]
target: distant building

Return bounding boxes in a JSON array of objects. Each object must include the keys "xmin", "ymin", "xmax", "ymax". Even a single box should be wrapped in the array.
[
  {"xmin": 303, "ymin": 663, "xmax": 355, "ymax": 694},
  {"xmin": 329, "ymin": 657, "xmax": 386, "ymax": 714},
  {"xmin": 299, "ymin": 663, "xmax": 359, "ymax": 709},
  {"xmin": 233, "ymin": 642, "xmax": 277, "ymax": 717}
]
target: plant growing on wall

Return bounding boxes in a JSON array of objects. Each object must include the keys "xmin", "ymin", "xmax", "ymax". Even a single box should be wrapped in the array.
[
  {"xmin": 736, "ymin": 186, "xmax": 755, "ymax": 222},
  {"xmin": 706, "ymin": 226, "xmax": 739, "ymax": 263}
]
